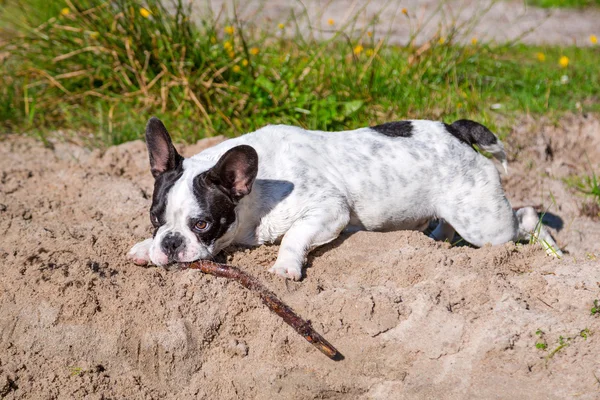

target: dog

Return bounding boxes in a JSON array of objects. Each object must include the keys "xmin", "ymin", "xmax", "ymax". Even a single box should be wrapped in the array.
[{"xmin": 128, "ymin": 117, "xmax": 562, "ymax": 280}]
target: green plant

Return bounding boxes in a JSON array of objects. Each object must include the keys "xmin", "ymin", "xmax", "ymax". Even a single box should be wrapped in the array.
[
  {"xmin": 580, "ymin": 328, "xmax": 591, "ymax": 339},
  {"xmin": 535, "ymin": 342, "xmax": 548, "ymax": 350},
  {"xmin": 575, "ymin": 173, "xmax": 600, "ymax": 202},
  {"xmin": 528, "ymin": 194, "xmax": 562, "ymax": 257},
  {"xmin": 564, "ymin": 159, "xmax": 600, "ymax": 220},
  {"xmin": 546, "ymin": 335, "xmax": 570, "ymax": 360},
  {"xmin": 525, "ymin": 0, "xmax": 600, "ymax": 8},
  {"xmin": 1, "ymin": 1, "xmax": 599, "ymax": 145},
  {"xmin": 535, "ymin": 329, "xmax": 548, "ymax": 350},
  {"xmin": 592, "ymin": 299, "xmax": 600, "ymax": 315}
]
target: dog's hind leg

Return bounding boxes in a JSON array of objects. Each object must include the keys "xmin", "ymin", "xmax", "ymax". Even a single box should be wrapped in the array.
[
  {"xmin": 514, "ymin": 207, "xmax": 563, "ymax": 257},
  {"xmin": 429, "ymin": 219, "xmax": 456, "ymax": 243},
  {"xmin": 439, "ymin": 200, "xmax": 563, "ymax": 257},
  {"xmin": 435, "ymin": 171, "xmax": 562, "ymax": 256}
]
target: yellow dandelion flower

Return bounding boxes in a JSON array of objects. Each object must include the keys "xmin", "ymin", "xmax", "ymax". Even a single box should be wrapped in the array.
[
  {"xmin": 223, "ymin": 41, "xmax": 233, "ymax": 50},
  {"xmin": 139, "ymin": 7, "xmax": 151, "ymax": 18},
  {"xmin": 559, "ymin": 55, "xmax": 569, "ymax": 68},
  {"xmin": 367, "ymin": 31, "xmax": 373, "ymax": 37},
  {"xmin": 471, "ymin": 37, "xmax": 478, "ymax": 45},
  {"xmin": 536, "ymin": 52, "xmax": 546, "ymax": 62},
  {"xmin": 60, "ymin": 7, "xmax": 70, "ymax": 16},
  {"xmin": 224, "ymin": 25, "xmax": 235, "ymax": 35},
  {"xmin": 590, "ymin": 34, "xmax": 598, "ymax": 44},
  {"xmin": 401, "ymin": 8, "xmax": 408, "ymax": 15},
  {"xmin": 228, "ymin": 51, "xmax": 235, "ymax": 59},
  {"xmin": 353, "ymin": 44, "xmax": 364, "ymax": 55},
  {"xmin": 278, "ymin": 23, "xmax": 285, "ymax": 30},
  {"xmin": 249, "ymin": 47, "xmax": 259, "ymax": 55},
  {"xmin": 438, "ymin": 37, "xmax": 446, "ymax": 45},
  {"xmin": 327, "ymin": 18, "xmax": 335, "ymax": 25},
  {"xmin": 232, "ymin": 65, "xmax": 241, "ymax": 73},
  {"xmin": 365, "ymin": 48, "xmax": 374, "ymax": 57},
  {"xmin": 242, "ymin": 59, "xmax": 249, "ymax": 66},
  {"xmin": 90, "ymin": 32, "xmax": 99, "ymax": 39}
]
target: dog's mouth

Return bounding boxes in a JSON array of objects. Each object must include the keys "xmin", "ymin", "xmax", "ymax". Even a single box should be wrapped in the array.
[{"xmin": 167, "ymin": 245, "xmax": 215, "ymax": 265}]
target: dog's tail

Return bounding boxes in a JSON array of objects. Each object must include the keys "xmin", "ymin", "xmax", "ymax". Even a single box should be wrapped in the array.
[{"xmin": 446, "ymin": 119, "xmax": 508, "ymax": 174}]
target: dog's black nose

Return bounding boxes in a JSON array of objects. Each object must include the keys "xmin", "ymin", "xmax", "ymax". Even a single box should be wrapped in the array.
[{"xmin": 161, "ymin": 233, "xmax": 185, "ymax": 259}]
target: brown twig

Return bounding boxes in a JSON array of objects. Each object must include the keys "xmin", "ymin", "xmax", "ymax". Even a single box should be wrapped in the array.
[{"xmin": 184, "ymin": 260, "xmax": 342, "ymax": 361}]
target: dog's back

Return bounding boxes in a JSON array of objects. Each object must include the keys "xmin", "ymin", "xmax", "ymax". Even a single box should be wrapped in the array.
[{"xmin": 189, "ymin": 120, "xmax": 510, "ymax": 240}]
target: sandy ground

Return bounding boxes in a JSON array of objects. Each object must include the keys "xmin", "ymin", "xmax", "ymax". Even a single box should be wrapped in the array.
[
  {"xmin": 0, "ymin": 114, "xmax": 599, "ymax": 399},
  {"xmin": 202, "ymin": 0, "xmax": 600, "ymax": 46}
]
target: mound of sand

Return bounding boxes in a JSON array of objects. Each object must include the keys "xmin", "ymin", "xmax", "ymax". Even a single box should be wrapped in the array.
[{"xmin": 0, "ymin": 114, "xmax": 599, "ymax": 399}]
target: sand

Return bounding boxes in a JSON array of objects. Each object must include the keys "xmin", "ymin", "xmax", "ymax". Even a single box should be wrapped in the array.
[{"xmin": 1, "ymin": 114, "xmax": 599, "ymax": 399}]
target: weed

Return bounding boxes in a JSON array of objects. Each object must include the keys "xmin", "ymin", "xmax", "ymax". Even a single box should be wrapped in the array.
[
  {"xmin": 528, "ymin": 195, "xmax": 562, "ymax": 257},
  {"xmin": 535, "ymin": 342, "xmax": 548, "ymax": 350},
  {"xmin": 564, "ymin": 166, "xmax": 600, "ymax": 219},
  {"xmin": 591, "ymin": 299, "xmax": 600, "ymax": 315},
  {"xmin": 69, "ymin": 366, "xmax": 83, "ymax": 376},
  {"xmin": 538, "ymin": 328, "xmax": 594, "ymax": 366},
  {"xmin": 580, "ymin": 328, "xmax": 591, "ymax": 339},
  {"xmin": 535, "ymin": 329, "xmax": 548, "ymax": 350},
  {"xmin": 546, "ymin": 335, "xmax": 570, "ymax": 361},
  {"xmin": 1, "ymin": 1, "xmax": 599, "ymax": 145},
  {"xmin": 525, "ymin": 0, "xmax": 600, "ymax": 8}
]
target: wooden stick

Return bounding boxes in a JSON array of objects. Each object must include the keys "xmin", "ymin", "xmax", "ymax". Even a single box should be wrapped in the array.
[{"xmin": 184, "ymin": 260, "xmax": 342, "ymax": 361}]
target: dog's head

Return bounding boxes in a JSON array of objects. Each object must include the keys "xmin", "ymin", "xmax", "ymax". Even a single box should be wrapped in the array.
[{"xmin": 144, "ymin": 117, "xmax": 258, "ymax": 265}]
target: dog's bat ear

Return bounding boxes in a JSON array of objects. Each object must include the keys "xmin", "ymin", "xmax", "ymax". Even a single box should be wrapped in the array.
[
  {"xmin": 207, "ymin": 145, "xmax": 258, "ymax": 202},
  {"xmin": 145, "ymin": 117, "xmax": 183, "ymax": 178}
]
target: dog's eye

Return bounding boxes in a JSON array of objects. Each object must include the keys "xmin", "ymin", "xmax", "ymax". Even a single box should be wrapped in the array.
[{"xmin": 193, "ymin": 220, "xmax": 210, "ymax": 232}]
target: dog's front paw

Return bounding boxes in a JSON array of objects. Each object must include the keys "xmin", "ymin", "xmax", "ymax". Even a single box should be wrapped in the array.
[
  {"xmin": 127, "ymin": 238, "xmax": 153, "ymax": 265},
  {"xmin": 268, "ymin": 261, "xmax": 302, "ymax": 281}
]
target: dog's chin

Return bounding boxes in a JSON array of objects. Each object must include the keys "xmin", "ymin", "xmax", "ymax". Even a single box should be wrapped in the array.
[
  {"xmin": 150, "ymin": 249, "xmax": 169, "ymax": 266},
  {"xmin": 176, "ymin": 246, "xmax": 214, "ymax": 264}
]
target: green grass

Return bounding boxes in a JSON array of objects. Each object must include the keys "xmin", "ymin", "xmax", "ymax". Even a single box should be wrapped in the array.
[
  {"xmin": 564, "ymin": 161, "xmax": 600, "ymax": 219},
  {"xmin": 1, "ymin": 0, "xmax": 600, "ymax": 146},
  {"xmin": 592, "ymin": 300, "xmax": 600, "ymax": 315},
  {"xmin": 525, "ymin": 0, "xmax": 600, "ymax": 8}
]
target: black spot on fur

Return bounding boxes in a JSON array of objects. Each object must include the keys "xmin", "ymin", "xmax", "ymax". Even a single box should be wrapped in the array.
[
  {"xmin": 150, "ymin": 164, "xmax": 183, "ymax": 236},
  {"xmin": 371, "ymin": 121, "xmax": 413, "ymax": 138},
  {"xmin": 145, "ymin": 116, "xmax": 185, "ymax": 236},
  {"xmin": 190, "ymin": 172, "xmax": 238, "ymax": 247},
  {"xmin": 445, "ymin": 119, "xmax": 498, "ymax": 147},
  {"xmin": 145, "ymin": 117, "xmax": 184, "ymax": 178}
]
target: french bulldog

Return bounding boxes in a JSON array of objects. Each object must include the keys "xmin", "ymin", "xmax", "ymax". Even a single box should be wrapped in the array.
[{"xmin": 128, "ymin": 117, "xmax": 562, "ymax": 280}]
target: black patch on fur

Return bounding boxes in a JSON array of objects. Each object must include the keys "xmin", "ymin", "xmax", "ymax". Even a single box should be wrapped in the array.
[
  {"xmin": 145, "ymin": 117, "xmax": 185, "ymax": 236},
  {"xmin": 371, "ymin": 121, "xmax": 413, "ymax": 138},
  {"xmin": 205, "ymin": 145, "xmax": 259, "ymax": 203},
  {"xmin": 161, "ymin": 232, "xmax": 185, "ymax": 258},
  {"xmin": 187, "ymin": 146, "xmax": 258, "ymax": 247},
  {"xmin": 189, "ymin": 172, "xmax": 238, "ymax": 247},
  {"xmin": 145, "ymin": 117, "xmax": 184, "ymax": 178},
  {"xmin": 445, "ymin": 119, "xmax": 498, "ymax": 147},
  {"xmin": 149, "ymin": 165, "xmax": 183, "ymax": 236}
]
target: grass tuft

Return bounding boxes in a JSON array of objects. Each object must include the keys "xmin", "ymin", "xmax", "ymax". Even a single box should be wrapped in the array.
[
  {"xmin": 564, "ymin": 160, "xmax": 600, "ymax": 219},
  {"xmin": 525, "ymin": 0, "xmax": 600, "ymax": 8}
]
